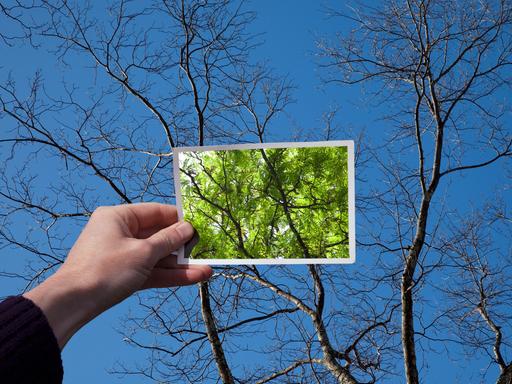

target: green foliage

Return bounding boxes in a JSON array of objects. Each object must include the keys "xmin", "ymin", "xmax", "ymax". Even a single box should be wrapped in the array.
[{"xmin": 179, "ymin": 145, "xmax": 349, "ymax": 260}]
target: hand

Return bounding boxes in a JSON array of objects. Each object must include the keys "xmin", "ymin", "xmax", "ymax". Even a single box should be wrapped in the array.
[{"xmin": 24, "ymin": 203, "xmax": 212, "ymax": 349}]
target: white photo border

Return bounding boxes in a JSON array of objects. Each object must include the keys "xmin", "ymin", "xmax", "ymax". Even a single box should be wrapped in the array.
[{"xmin": 173, "ymin": 140, "xmax": 356, "ymax": 265}]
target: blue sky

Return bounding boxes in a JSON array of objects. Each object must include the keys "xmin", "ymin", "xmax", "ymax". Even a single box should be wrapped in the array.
[{"xmin": 1, "ymin": 1, "xmax": 510, "ymax": 383}]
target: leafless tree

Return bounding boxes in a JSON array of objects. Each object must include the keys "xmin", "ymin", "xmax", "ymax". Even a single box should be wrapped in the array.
[
  {"xmin": 318, "ymin": 0, "xmax": 511, "ymax": 383},
  {"xmin": 438, "ymin": 201, "xmax": 512, "ymax": 383},
  {"xmin": 1, "ymin": 1, "xmax": 396, "ymax": 383},
  {"xmin": 1, "ymin": 0, "xmax": 511, "ymax": 383}
]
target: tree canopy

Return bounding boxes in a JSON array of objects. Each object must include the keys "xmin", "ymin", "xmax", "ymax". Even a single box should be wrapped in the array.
[{"xmin": 179, "ymin": 145, "xmax": 350, "ymax": 260}]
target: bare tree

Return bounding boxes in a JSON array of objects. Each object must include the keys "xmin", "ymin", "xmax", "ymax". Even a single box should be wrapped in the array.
[
  {"xmin": 1, "ymin": 1, "xmax": 395, "ymax": 383},
  {"xmin": 439, "ymin": 202, "xmax": 512, "ymax": 383},
  {"xmin": 1, "ymin": 0, "xmax": 511, "ymax": 383},
  {"xmin": 319, "ymin": 0, "xmax": 512, "ymax": 382},
  {"xmin": 111, "ymin": 64, "xmax": 397, "ymax": 383}
]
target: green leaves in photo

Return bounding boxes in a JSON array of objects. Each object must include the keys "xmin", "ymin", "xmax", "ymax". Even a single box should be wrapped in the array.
[{"xmin": 179, "ymin": 146, "xmax": 349, "ymax": 260}]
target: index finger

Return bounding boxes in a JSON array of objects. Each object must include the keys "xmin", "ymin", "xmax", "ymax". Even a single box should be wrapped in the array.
[{"xmin": 123, "ymin": 203, "xmax": 178, "ymax": 233}]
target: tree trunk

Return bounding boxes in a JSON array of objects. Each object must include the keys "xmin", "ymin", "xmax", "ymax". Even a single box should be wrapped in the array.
[
  {"xmin": 199, "ymin": 282, "xmax": 234, "ymax": 384},
  {"xmin": 497, "ymin": 364, "xmax": 512, "ymax": 384}
]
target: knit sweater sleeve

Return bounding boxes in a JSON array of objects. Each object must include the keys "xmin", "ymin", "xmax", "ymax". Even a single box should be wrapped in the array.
[{"xmin": 0, "ymin": 295, "xmax": 63, "ymax": 383}]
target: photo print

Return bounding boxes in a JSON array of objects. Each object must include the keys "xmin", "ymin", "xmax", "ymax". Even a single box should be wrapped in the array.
[{"xmin": 173, "ymin": 141, "xmax": 355, "ymax": 265}]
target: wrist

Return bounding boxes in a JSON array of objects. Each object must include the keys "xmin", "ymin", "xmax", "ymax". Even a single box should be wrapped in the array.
[{"xmin": 23, "ymin": 268, "xmax": 101, "ymax": 349}]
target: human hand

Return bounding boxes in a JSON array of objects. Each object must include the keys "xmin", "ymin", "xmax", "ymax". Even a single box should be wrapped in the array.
[{"xmin": 24, "ymin": 203, "xmax": 212, "ymax": 348}]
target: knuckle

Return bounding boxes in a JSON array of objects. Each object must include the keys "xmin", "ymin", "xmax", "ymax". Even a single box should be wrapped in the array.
[
  {"xmin": 137, "ymin": 240, "xmax": 154, "ymax": 256},
  {"xmin": 92, "ymin": 205, "xmax": 110, "ymax": 217},
  {"xmin": 159, "ymin": 231, "xmax": 178, "ymax": 251}
]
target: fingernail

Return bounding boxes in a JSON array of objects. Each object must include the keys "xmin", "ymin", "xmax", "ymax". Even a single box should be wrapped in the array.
[
  {"xmin": 202, "ymin": 267, "xmax": 213, "ymax": 280},
  {"xmin": 175, "ymin": 221, "xmax": 195, "ymax": 239}
]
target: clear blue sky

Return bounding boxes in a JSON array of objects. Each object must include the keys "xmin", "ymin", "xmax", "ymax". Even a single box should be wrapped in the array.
[{"xmin": 0, "ymin": 1, "xmax": 509, "ymax": 383}]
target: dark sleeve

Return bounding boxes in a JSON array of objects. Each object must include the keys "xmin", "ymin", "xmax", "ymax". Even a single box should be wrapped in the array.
[{"xmin": 0, "ymin": 295, "xmax": 63, "ymax": 383}]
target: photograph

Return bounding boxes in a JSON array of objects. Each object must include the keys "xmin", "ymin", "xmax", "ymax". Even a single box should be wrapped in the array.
[{"xmin": 174, "ymin": 141, "xmax": 355, "ymax": 264}]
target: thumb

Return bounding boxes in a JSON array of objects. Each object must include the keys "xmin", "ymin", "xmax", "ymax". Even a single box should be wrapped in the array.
[{"xmin": 146, "ymin": 221, "xmax": 195, "ymax": 263}]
